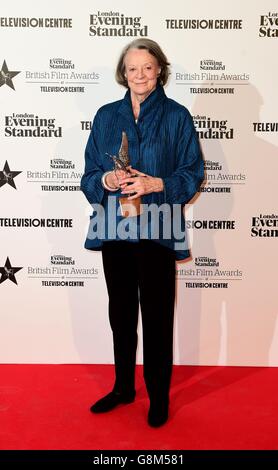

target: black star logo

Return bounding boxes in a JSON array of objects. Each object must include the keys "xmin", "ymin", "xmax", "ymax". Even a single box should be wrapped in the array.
[
  {"xmin": 0, "ymin": 60, "xmax": 20, "ymax": 90},
  {"xmin": 0, "ymin": 161, "xmax": 22, "ymax": 189},
  {"xmin": 0, "ymin": 257, "xmax": 23, "ymax": 285}
]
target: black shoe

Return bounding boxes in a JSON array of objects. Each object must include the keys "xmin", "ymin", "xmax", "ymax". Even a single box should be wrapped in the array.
[
  {"xmin": 90, "ymin": 390, "xmax": 135, "ymax": 414},
  {"xmin": 148, "ymin": 401, "xmax": 169, "ymax": 427}
]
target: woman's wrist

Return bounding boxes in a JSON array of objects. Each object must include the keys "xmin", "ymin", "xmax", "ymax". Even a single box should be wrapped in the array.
[
  {"xmin": 153, "ymin": 177, "xmax": 164, "ymax": 193},
  {"xmin": 101, "ymin": 171, "xmax": 119, "ymax": 191}
]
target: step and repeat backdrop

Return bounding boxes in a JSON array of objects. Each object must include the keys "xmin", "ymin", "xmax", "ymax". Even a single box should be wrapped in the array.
[{"xmin": 0, "ymin": 0, "xmax": 277, "ymax": 365}]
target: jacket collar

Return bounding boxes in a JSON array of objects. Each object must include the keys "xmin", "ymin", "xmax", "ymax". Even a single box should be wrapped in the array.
[{"xmin": 118, "ymin": 84, "xmax": 166, "ymax": 122}]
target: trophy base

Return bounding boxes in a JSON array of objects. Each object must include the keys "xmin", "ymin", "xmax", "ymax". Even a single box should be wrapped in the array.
[{"xmin": 119, "ymin": 196, "xmax": 143, "ymax": 217}]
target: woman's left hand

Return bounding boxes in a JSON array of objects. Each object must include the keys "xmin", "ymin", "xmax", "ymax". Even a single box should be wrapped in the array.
[{"xmin": 119, "ymin": 167, "xmax": 164, "ymax": 200}]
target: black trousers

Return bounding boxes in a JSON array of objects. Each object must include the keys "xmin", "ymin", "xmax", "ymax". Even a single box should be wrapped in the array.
[{"xmin": 102, "ymin": 240, "xmax": 176, "ymax": 403}]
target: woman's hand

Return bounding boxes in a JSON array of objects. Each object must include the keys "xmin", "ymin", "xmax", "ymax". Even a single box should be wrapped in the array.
[
  {"xmin": 105, "ymin": 169, "xmax": 127, "ymax": 189},
  {"xmin": 119, "ymin": 167, "xmax": 164, "ymax": 200}
]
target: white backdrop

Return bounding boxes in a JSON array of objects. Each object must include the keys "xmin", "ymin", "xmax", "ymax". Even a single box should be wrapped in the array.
[{"xmin": 0, "ymin": 0, "xmax": 277, "ymax": 365}]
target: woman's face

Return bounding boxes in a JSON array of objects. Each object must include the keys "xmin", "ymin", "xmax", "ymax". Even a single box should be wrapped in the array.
[{"xmin": 124, "ymin": 48, "xmax": 161, "ymax": 100}]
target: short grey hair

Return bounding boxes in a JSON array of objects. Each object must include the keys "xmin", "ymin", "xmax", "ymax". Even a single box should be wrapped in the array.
[{"xmin": 115, "ymin": 38, "xmax": 170, "ymax": 88}]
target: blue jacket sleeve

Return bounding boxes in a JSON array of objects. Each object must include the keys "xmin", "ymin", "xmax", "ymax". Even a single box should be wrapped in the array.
[
  {"xmin": 162, "ymin": 110, "xmax": 204, "ymax": 205},
  {"xmin": 80, "ymin": 111, "xmax": 105, "ymax": 205}
]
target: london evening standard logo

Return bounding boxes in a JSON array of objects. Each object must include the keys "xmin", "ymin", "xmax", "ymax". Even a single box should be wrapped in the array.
[
  {"xmin": 0, "ymin": 60, "xmax": 20, "ymax": 90},
  {"xmin": 50, "ymin": 158, "xmax": 75, "ymax": 169},
  {"xmin": 27, "ymin": 255, "xmax": 99, "ymax": 287},
  {"xmin": 0, "ymin": 257, "xmax": 23, "ymax": 285},
  {"xmin": 251, "ymin": 214, "xmax": 278, "ymax": 237},
  {"xmin": 51, "ymin": 255, "xmax": 75, "ymax": 265},
  {"xmin": 175, "ymin": 59, "xmax": 249, "ymax": 95},
  {"xmin": 195, "ymin": 256, "xmax": 219, "ymax": 267},
  {"xmin": 193, "ymin": 115, "xmax": 234, "ymax": 139},
  {"xmin": 200, "ymin": 59, "xmax": 225, "ymax": 71},
  {"xmin": 27, "ymin": 159, "xmax": 81, "ymax": 192},
  {"xmin": 176, "ymin": 256, "xmax": 242, "ymax": 289},
  {"xmin": 205, "ymin": 160, "xmax": 222, "ymax": 171},
  {"xmin": 25, "ymin": 58, "xmax": 99, "ymax": 93},
  {"xmin": 259, "ymin": 12, "xmax": 278, "ymax": 37},
  {"xmin": 0, "ymin": 16, "xmax": 72, "ymax": 28},
  {"xmin": 89, "ymin": 11, "xmax": 148, "ymax": 36},
  {"xmin": 4, "ymin": 113, "xmax": 62, "ymax": 137},
  {"xmin": 49, "ymin": 58, "xmax": 74, "ymax": 69}
]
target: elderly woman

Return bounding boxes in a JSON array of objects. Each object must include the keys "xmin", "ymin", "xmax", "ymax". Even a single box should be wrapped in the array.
[{"xmin": 81, "ymin": 38, "xmax": 204, "ymax": 427}]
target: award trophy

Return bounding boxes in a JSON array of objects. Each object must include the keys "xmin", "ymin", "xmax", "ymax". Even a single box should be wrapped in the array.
[{"xmin": 107, "ymin": 131, "xmax": 143, "ymax": 217}]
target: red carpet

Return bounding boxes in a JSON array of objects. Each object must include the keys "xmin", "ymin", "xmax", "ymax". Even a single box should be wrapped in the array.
[{"xmin": 0, "ymin": 365, "xmax": 277, "ymax": 450}]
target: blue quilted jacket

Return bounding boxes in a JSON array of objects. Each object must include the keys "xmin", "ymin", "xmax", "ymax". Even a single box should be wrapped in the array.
[{"xmin": 81, "ymin": 84, "xmax": 204, "ymax": 260}]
